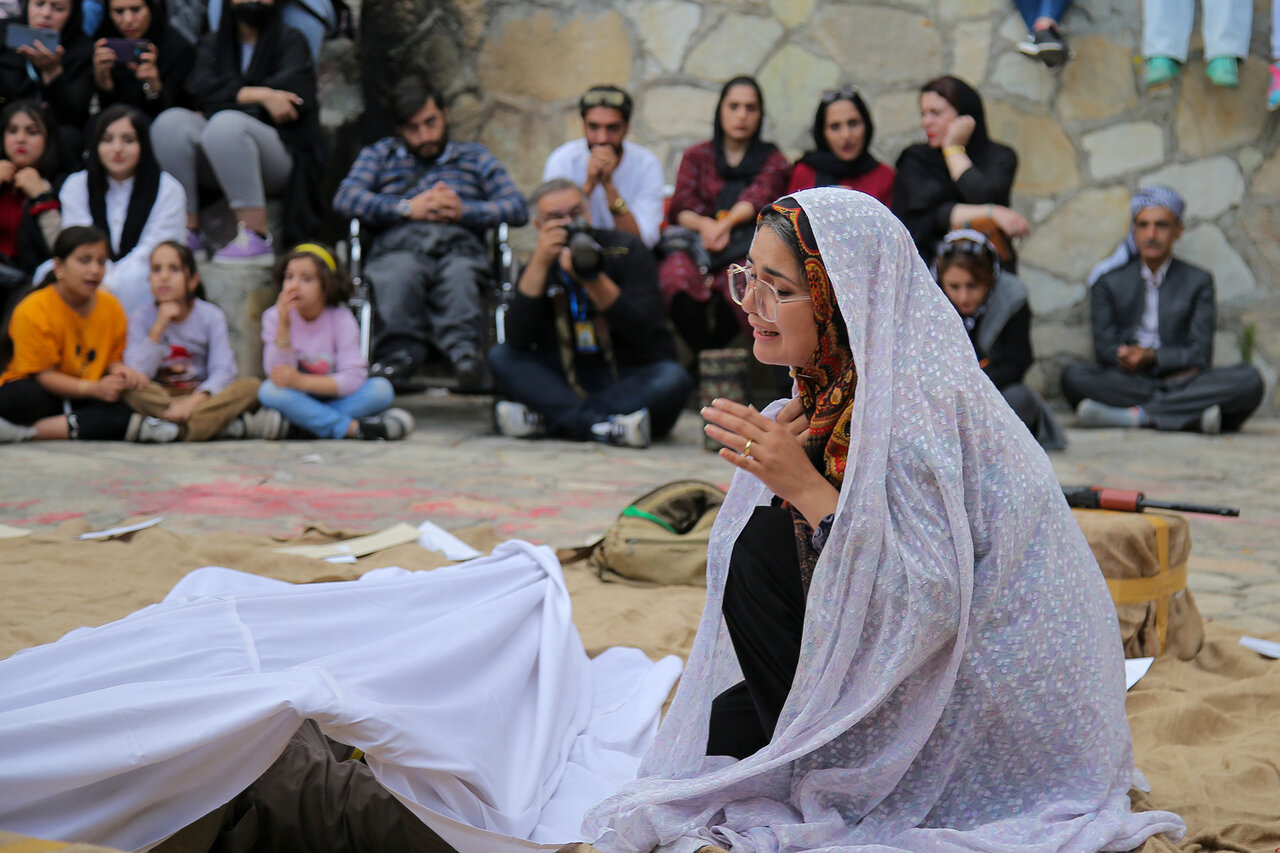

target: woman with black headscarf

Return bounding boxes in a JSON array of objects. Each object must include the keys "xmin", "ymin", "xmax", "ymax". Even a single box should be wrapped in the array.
[
  {"xmin": 0, "ymin": 0, "xmax": 95, "ymax": 166},
  {"xmin": 892, "ymin": 75, "xmax": 1029, "ymax": 267},
  {"xmin": 150, "ymin": 0, "xmax": 322, "ymax": 261},
  {"xmin": 786, "ymin": 84, "xmax": 894, "ymax": 206},
  {"xmin": 59, "ymin": 103, "xmax": 186, "ymax": 314},
  {"xmin": 92, "ymin": 0, "xmax": 195, "ymax": 118},
  {"xmin": 661, "ymin": 75, "xmax": 791, "ymax": 355}
]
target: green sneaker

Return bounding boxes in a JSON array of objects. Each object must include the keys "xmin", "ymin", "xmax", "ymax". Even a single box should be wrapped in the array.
[
  {"xmin": 1205, "ymin": 56, "xmax": 1239, "ymax": 88},
  {"xmin": 1145, "ymin": 56, "xmax": 1181, "ymax": 86}
]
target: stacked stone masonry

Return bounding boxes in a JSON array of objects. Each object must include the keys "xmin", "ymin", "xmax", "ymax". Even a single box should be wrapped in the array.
[{"xmin": 317, "ymin": 0, "xmax": 1280, "ymax": 408}]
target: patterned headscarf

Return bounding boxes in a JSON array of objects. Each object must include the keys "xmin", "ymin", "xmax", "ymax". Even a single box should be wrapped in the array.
[{"xmin": 768, "ymin": 199, "xmax": 857, "ymax": 490}]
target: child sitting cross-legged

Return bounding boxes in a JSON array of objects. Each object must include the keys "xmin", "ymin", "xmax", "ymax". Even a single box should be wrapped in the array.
[
  {"xmin": 122, "ymin": 241, "xmax": 265, "ymax": 440},
  {"xmin": 0, "ymin": 226, "xmax": 176, "ymax": 443},
  {"xmin": 257, "ymin": 243, "xmax": 413, "ymax": 441}
]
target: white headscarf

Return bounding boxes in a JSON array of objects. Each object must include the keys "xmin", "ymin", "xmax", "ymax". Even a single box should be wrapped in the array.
[{"xmin": 582, "ymin": 188, "xmax": 1184, "ymax": 852}]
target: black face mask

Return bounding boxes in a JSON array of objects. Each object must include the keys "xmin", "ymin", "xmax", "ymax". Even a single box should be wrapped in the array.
[{"xmin": 231, "ymin": 1, "xmax": 273, "ymax": 28}]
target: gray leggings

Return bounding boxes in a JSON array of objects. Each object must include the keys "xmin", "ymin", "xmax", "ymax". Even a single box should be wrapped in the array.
[{"xmin": 151, "ymin": 107, "xmax": 293, "ymax": 213}]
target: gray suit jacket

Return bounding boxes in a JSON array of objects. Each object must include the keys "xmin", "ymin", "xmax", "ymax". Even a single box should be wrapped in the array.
[{"xmin": 1090, "ymin": 257, "xmax": 1215, "ymax": 377}]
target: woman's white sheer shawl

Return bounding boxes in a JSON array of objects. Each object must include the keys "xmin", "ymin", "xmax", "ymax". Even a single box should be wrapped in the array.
[{"xmin": 582, "ymin": 188, "xmax": 1185, "ymax": 853}]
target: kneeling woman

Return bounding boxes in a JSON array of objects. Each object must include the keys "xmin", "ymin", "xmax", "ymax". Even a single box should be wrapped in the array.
[
  {"xmin": 934, "ymin": 227, "xmax": 1065, "ymax": 450},
  {"xmin": 576, "ymin": 189, "xmax": 1182, "ymax": 851}
]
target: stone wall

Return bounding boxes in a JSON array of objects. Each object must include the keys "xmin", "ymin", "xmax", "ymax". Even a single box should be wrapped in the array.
[{"xmin": 327, "ymin": 0, "xmax": 1280, "ymax": 407}]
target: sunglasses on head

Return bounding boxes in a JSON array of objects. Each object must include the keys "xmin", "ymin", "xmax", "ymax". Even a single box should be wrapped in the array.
[
  {"xmin": 580, "ymin": 89, "xmax": 628, "ymax": 109},
  {"xmin": 935, "ymin": 229, "xmax": 1001, "ymax": 276},
  {"xmin": 820, "ymin": 85, "xmax": 860, "ymax": 104}
]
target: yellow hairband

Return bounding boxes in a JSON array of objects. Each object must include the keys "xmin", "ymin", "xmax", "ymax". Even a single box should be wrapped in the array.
[{"xmin": 292, "ymin": 243, "xmax": 337, "ymax": 273}]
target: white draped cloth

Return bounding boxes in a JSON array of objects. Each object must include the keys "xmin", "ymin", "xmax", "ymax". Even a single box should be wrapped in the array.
[
  {"xmin": 582, "ymin": 188, "xmax": 1186, "ymax": 852},
  {"xmin": 0, "ymin": 540, "xmax": 682, "ymax": 853}
]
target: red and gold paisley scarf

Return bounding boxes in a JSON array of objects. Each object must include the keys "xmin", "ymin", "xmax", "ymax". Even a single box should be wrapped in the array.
[{"xmin": 770, "ymin": 200, "xmax": 857, "ymax": 492}]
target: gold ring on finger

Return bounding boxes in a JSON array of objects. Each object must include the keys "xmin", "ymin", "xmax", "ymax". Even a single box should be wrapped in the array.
[{"xmin": 743, "ymin": 439, "xmax": 753, "ymax": 458}]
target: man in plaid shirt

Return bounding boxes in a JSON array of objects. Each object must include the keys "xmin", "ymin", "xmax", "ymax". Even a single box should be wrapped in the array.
[{"xmin": 333, "ymin": 74, "xmax": 528, "ymax": 389}]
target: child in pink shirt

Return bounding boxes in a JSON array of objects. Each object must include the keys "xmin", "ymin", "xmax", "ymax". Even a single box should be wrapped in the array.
[{"xmin": 258, "ymin": 243, "xmax": 413, "ymax": 440}]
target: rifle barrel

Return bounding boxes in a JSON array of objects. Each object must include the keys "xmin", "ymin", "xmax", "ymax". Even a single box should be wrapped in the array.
[{"xmin": 1139, "ymin": 499, "xmax": 1240, "ymax": 517}]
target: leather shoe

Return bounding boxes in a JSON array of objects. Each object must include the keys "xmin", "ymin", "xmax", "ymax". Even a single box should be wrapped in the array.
[
  {"xmin": 452, "ymin": 354, "xmax": 488, "ymax": 392},
  {"xmin": 369, "ymin": 350, "xmax": 424, "ymax": 393}
]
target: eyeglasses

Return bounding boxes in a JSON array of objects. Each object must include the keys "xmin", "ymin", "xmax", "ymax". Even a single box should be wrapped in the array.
[
  {"xmin": 580, "ymin": 88, "xmax": 629, "ymax": 109},
  {"xmin": 820, "ymin": 85, "xmax": 860, "ymax": 104},
  {"xmin": 727, "ymin": 264, "xmax": 811, "ymax": 322}
]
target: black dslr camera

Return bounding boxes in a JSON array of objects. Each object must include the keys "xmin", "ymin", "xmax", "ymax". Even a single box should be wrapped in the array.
[{"xmin": 561, "ymin": 219, "xmax": 605, "ymax": 280}]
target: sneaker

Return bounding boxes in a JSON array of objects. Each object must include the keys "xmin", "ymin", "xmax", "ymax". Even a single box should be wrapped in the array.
[
  {"xmin": 0, "ymin": 416, "xmax": 35, "ymax": 442},
  {"xmin": 212, "ymin": 222, "xmax": 274, "ymax": 264},
  {"xmin": 1146, "ymin": 56, "xmax": 1181, "ymax": 87},
  {"xmin": 494, "ymin": 400, "xmax": 546, "ymax": 439},
  {"xmin": 356, "ymin": 407, "xmax": 414, "ymax": 441},
  {"xmin": 126, "ymin": 414, "xmax": 180, "ymax": 443},
  {"xmin": 218, "ymin": 414, "xmax": 248, "ymax": 439},
  {"xmin": 1205, "ymin": 56, "xmax": 1239, "ymax": 88},
  {"xmin": 1027, "ymin": 25, "xmax": 1067, "ymax": 69},
  {"xmin": 1075, "ymin": 399, "xmax": 1144, "ymax": 429},
  {"xmin": 245, "ymin": 407, "xmax": 290, "ymax": 440},
  {"xmin": 1268, "ymin": 63, "xmax": 1280, "ymax": 111},
  {"xmin": 1199, "ymin": 404, "xmax": 1222, "ymax": 435},
  {"xmin": 590, "ymin": 408, "xmax": 651, "ymax": 448}
]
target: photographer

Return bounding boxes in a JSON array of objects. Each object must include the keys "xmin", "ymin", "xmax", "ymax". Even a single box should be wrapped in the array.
[
  {"xmin": 488, "ymin": 178, "xmax": 691, "ymax": 448},
  {"xmin": 92, "ymin": 0, "xmax": 195, "ymax": 118}
]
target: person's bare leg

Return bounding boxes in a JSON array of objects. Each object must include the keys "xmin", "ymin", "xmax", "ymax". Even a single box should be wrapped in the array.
[{"xmin": 32, "ymin": 415, "xmax": 70, "ymax": 440}]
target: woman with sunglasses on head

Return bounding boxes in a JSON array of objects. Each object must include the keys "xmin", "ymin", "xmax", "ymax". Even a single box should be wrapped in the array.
[
  {"xmin": 92, "ymin": 0, "xmax": 195, "ymax": 119},
  {"xmin": 58, "ymin": 103, "xmax": 187, "ymax": 315},
  {"xmin": 0, "ymin": 102, "xmax": 62, "ymax": 301},
  {"xmin": 661, "ymin": 76, "xmax": 791, "ymax": 356},
  {"xmin": 564, "ymin": 188, "xmax": 1180, "ymax": 852},
  {"xmin": 786, "ymin": 85, "xmax": 893, "ymax": 206},
  {"xmin": 934, "ymin": 227, "xmax": 1065, "ymax": 450},
  {"xmin": 892, "ymin": 75, "xmax": 1029, "ymax": 267},
  {"xmin": 0, "ymin": 0, "xmax": 95, "ymax": 166}
]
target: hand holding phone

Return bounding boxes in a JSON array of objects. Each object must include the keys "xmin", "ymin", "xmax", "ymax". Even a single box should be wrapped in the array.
[
  {"xmin": 4, "ymin": 23, "xmax": 60, "ymax": 52},
  {"xmin": 102, "ymin": 37, "xmax": 148, "ymax": 64}
]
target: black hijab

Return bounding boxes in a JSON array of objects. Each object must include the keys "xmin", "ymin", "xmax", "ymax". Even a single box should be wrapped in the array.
[
  {"xmin": 920, "ymin": 75, "xmax": 992, "ymax": 155},
  {"xmin": 86, "ymin": 104, "xmax": 161, "ymax": 260},
  {"xmin": 95, "ymin": 0, "xmax": 194, "ymax": 106},
  {"xmin": 797, "ymin": 86, "xmax": 881, "ymax": 184},
  {"xmin": 212, "ymin": 0, "xmax": 286, "ymax": 86},
  {"xmin": 710, "ymin": 75, "xmax": 778, "ymax": 213}
]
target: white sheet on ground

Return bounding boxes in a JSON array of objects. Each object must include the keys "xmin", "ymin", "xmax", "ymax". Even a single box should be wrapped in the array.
[{"xmin": 0, "ymin": 540, "xmax": 682, "ymax": 853}]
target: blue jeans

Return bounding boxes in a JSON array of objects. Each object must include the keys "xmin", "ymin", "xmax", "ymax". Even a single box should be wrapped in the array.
[
  {"xmin": 1013, "ymin": 0, "xmax": 1071, "ymax": 29},
  {"xmin": 488, "ymin": 344, "xmax": 692, "ymax": 441},
  {"xmin": 258, "ymin": 377, "xmax": 395, "ymax": 439},
  {"xmin": 1142, "ymin": 0, "xmax": 1252, "ymax": 61}
]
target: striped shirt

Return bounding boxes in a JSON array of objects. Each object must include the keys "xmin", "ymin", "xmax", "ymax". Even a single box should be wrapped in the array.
[{"xmin": 333, "ymin": 138, "xmax": 528, "ymax": 230}]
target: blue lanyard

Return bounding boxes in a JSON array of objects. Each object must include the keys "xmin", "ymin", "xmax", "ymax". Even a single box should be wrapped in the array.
[{"xmin": 558, "ymin": 268, "xmax": 589, "ymax": 323}]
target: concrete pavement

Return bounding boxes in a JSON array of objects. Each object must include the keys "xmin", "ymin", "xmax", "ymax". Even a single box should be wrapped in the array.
[{"xmin": 4, "ymin": 391, "xmax": 1279, "ymax": 635}]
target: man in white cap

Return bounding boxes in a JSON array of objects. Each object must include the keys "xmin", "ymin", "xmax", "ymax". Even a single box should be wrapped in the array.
[{"xmin": 1060, "ymin": 185, "xmax": 1263, "ymax": 434}]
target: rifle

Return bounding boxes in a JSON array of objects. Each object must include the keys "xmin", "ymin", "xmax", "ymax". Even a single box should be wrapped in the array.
[{"xmin": 1062, "ymin": 485, "xmax": 1239, "ymax": 517}]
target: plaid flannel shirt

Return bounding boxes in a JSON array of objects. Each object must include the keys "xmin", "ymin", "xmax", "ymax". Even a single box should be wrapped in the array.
[{"xmin": 333, "ymin": 138, "xmax": 528, "ymax": 231}]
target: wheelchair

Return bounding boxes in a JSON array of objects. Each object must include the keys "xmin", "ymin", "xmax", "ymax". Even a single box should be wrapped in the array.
[{"xmin": 341, "ymin": 218, "xmax": 521, "ymax": 392}]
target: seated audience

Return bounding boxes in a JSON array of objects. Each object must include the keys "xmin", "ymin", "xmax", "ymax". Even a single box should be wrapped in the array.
[
  {"xmin": 1012, "ymin": 0, "xmax": 1071, "ymax": 68},
  {"xmin": 933, "ymin": 228, "xmax": 1065, "ymax": 450},
  {"xmin": 0, "ymin": 0, "xmax": 95, "ymax": 166},
  {"xmin": 0, "ymin": 101, "xmax": 61, "ymax": 302},
  {"xmin": 92, "ymin": 0, "xmax": 195, "ymax": 119},
  {"xmin": 152, "ymin": 0, "xmax": 321, "ymax": 262},
  {"xmin": 332, "ymin": 74, "xmax": 528, "ymax": 389},
  {"xmin": 1143, "ymin": 0, "xmax": 1251, "ymax": 87},
  {"xmin": 0, "ymin": 225, "xmax": 178, "ymax": 442},
  {"xmin": 257, "ymin": 243, "xmax": 414, "ymax": 440},
  {"xmin": 122, "ymin": 240, "xmax": 261, "ymax": 440},
  {"xmin": 206, "ymin": 0, "xmax": 335, "ymax": 60},
  {"xmin": 892, "ymin": 75, "xmax": 1028, "ymax": 267},
  {"xmin": 542, "ymin": 85, "xmax": 664, "ymax": 249},
  {"xmin": 1061, "ymin": 186, "xmax": 1263, "ymax": 434},
  {"xmin": 59, "ymin": 104, "xmax": 186, "ymax": 315},
  {"xmin": 662, "ymin": 75, "xmax": 790, "ymax": 356},
  {"xmin": 489, "ymin": 179, "xmax": 692, "ymax": 448},
  {"xmin": 786, "ymin": 84, "xmax": 893, "ymax": 206}
]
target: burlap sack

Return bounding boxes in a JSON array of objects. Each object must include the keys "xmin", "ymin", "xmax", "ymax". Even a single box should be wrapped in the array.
[{"xmin": 1072, "ymin": 508, "xmax": 1204, "ymax": 660}]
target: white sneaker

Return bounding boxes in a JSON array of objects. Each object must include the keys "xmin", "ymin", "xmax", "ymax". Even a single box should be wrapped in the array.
[
  {"xmin": 246, "ymin": 408, "xmax": 290, "ymax": 440},
  {"xmin": 356, "ymin": 407, "xmax": 414, "ymax": 440},
  {"xmin": 1199, "ymin": 404, "xmax": 1222, "ymax": 435},
  {"xmin": 126, "ymin": 414, "xmax": 180, "ymax": 443},
  {"xmin": 494, "ymin": 400, "xmax": 546, "ymax": 439},
  {"xmin": 0, "ymin": 416, "xmax": 35, "ymax": 442},
  {"xmin": 591, "ymin": 408, "xmax": 651, "ymax": 448}
]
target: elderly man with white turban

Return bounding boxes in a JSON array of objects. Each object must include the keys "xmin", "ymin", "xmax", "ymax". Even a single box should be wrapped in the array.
[{"xmin": 1060, "ymin": 186, "xmax": 1264, "ymax": 434}]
